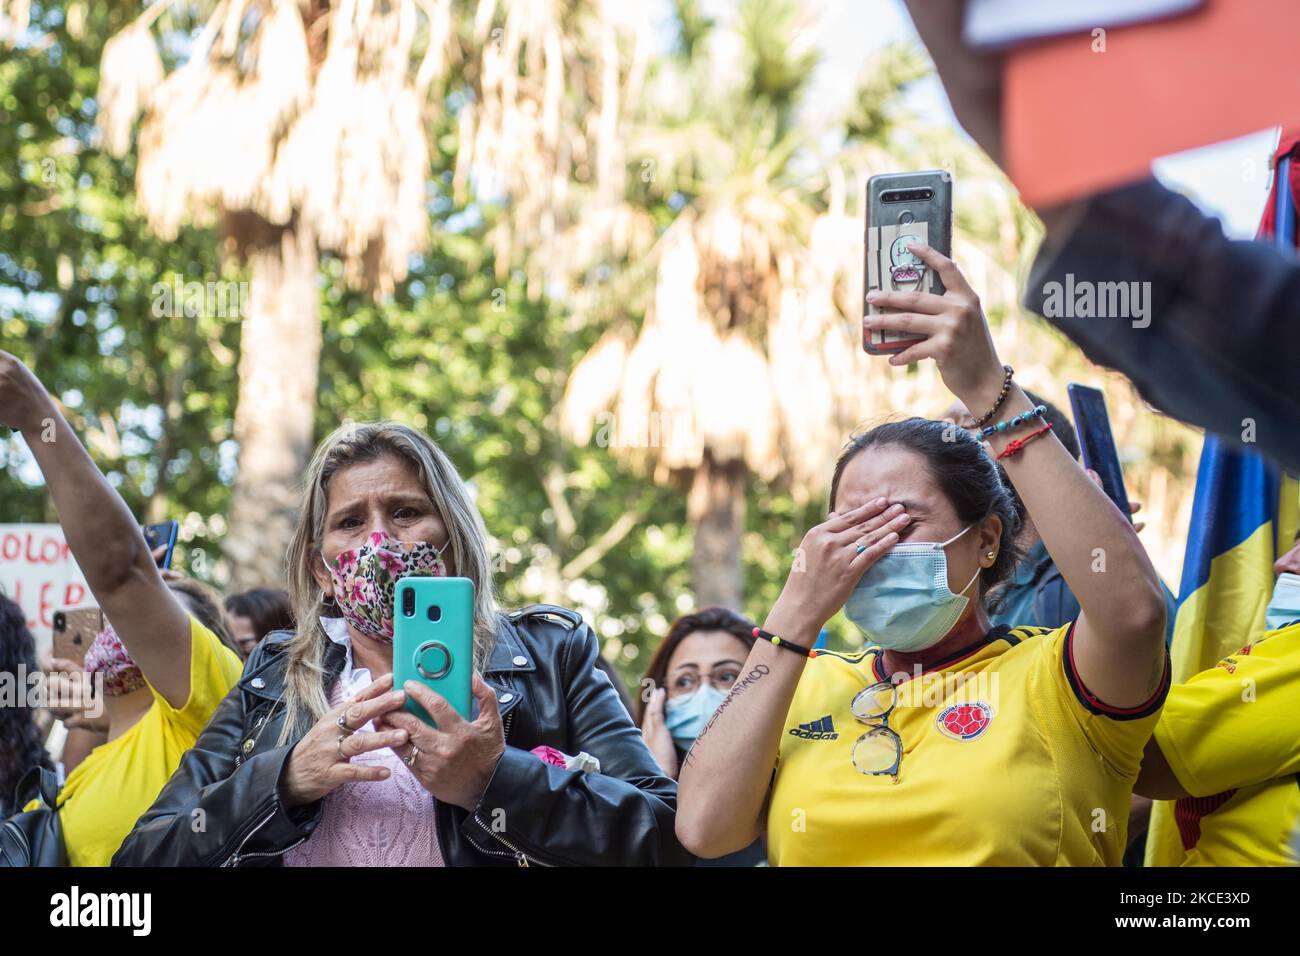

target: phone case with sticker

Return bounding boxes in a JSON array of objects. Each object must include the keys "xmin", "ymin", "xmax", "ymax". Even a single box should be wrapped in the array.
[{"xmin": 864, "ymin": 170, "xmax": 953, "ymax": 355}]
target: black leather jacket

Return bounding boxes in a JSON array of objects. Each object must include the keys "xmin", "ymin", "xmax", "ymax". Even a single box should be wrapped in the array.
[{"xmin": 112, "ymin": 605, "xmax": 690, "ymax": 867}]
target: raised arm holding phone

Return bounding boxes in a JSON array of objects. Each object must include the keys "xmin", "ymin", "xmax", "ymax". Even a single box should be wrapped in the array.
[
  {"xmin": 0, "ymin": 350, "xmax": 243, "ymax": 867},
  {"xmin": 0, "ymin": 353, "xmax": 201, "ymax": 707},
  {"xmin": 675, "ymin": 245, "xmax": 1169, "ymax": 866}
]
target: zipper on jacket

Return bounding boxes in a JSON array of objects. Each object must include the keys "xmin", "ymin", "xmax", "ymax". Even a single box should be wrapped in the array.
[
  {"xmin": 463, "ymin": 705, "xmax": 568, "ymax": 867},
  {"xmin": 229, "ymin": 832, "xmax": 309, "ymax": 864},
  {"xmin": 234, "ymin": 709, "xmax": 275, "ymax": 770},
  {"xmin": 469, "ymin": 812, "xmax": 553, "ymax": 867},
  {"xmin": 219, "ymin": 794, "xmax": 320, "ymax": 867},
  {"xmin": 464, "ymin": 707, "xmax": 539, "ymax": 865},
  {"xmin": 218, "ymin": 802, "xmax": 277, "ymax": 867}
]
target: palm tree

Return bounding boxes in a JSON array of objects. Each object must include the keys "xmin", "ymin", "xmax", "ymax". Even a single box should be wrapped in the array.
[
  {"xmin": 557, "ymin": 0, "xmax": 818, "ymax": 608},
  {"xmin": 559, "ymin": 5, "xmax": 1035, "ymax": 609},
  {"xmin": 451, "ymin": 0, "xmax": 655, "ymax": 298},
  {"xmin": 446, "ymin": 0, "xmax": 664, "ymax": 609},
  {"xmin": 95, "ymin": 0, "xmax": 652, "ymax": 589},
  {"xmin": 95, "ymin": 0, "xmax": 453, "ymax": 587}
]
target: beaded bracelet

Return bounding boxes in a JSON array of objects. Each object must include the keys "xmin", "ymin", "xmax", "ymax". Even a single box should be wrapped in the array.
[
  {"xmin": 968, "ymin": 365, "xmax": 1015, "ymax": 428},
  {"xmin": 753, "ymin": 627, "xmax": 818, "ymax": 659},
  {"xmin": 995, "ymin": 421, "xmax": 1054, "ymax": 460},
  {"xmin": 979, "ymin": 404, "xmax": 1047, "ymax": 440}
]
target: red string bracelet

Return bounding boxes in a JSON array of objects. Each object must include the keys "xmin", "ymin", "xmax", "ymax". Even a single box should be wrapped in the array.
[
  {"xmin": 753, "ymin": 626, "xmax": 818, "ymax": 658},
  {"xmin": 995, "ymin": 421, "xmax": 1053, "ymax": 460}
]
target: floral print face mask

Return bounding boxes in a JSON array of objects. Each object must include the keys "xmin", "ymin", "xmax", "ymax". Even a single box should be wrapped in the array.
[
  {"xmin": 322, "ymin": 531, "xmax": 449, "ymax": 641},
  {"xmin": 84, "ymin": 621, "xmax": 147, "ymax": 697}
]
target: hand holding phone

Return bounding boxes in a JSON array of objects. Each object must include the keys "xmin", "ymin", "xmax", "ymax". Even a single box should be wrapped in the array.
[
  {"xmin": 52, "ymin": 606, "xmax": 104, "ymax": 665},
  {"xmin": 142, "ymin": 521, "xmax": 179, "ymax": 569},
  {"xmin": 864, "ymin": 170, "xmax": 954, "ymax": 355},
  {"xmin": 392, "ymin": 577, "xmax": 475, "ymax": 728}
]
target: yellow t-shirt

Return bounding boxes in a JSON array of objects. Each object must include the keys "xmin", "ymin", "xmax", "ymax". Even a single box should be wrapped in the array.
[
  {"xmin": 55, "ymin": 616, "xmax": 243, "ymax": 867},
  {"xmin": 768, "ymin": 623, "xmax": 1169, "ymax": 866},
  {"xmin": 1153, "ymin": 620, "xmax": 1300, "ymax": 867}
]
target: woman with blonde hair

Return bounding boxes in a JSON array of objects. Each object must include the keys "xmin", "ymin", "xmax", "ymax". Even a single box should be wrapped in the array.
[{"xmin": 116, "ymin": 421, "xmax": 687, "ymax": 866}]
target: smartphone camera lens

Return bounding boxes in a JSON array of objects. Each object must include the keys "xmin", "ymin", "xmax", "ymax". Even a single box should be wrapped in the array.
[
  {"xmin": 53, "ymin": 612, "xmax": 65, "ymax": 632},
  {"xmin": 427, "ymin": 605, "xmax": 441, "ymax": 623},
  {"xmin": 402, "ymin": 588, "xmax": 415, "ymax": 617},
  {"xmin": 883, "ymin": 188, "xmax": 934, "ymax": 203}
]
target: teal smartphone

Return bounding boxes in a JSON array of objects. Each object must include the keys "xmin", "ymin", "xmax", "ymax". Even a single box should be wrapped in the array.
[{"xmin": 392, "ymin": 577, "xmax": 475, "ymax": 728}]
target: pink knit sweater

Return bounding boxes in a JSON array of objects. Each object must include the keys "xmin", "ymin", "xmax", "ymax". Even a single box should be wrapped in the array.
[{"xmin": 284, "ymin": 672, "xmax": 445, "ymax": 867}]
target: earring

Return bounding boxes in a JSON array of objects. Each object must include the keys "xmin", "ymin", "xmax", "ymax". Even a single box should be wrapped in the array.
[{"xmin": 985, "ymin": 551, "xmax": 995, "ymax": 562}]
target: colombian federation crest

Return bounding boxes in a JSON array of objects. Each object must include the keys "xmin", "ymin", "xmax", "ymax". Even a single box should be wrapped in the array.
[{"xmin": 936, "ymin": 701, "xmax": 993, "ymax": 741}]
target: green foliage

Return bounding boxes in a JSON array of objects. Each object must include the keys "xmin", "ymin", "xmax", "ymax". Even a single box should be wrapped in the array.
[
  {"xmin": 735, "ymin": 0, "xmax": 819, "ymax": 133},
  {"xmin": 1, "ymin": 1, "xmax": 237, "ymax": 543},
  {"xmin": 1, "ymin": 2, "xmax": 702, "ymax": 692},
  {"xmin": 844, "ymin": 41, "xmax": 931, "ymax": 145}
]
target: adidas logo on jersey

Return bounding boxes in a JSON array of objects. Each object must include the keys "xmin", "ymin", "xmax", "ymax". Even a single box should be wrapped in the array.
[{"xmin": 789, "ymin": 715, "xmax": 838, "ymax": 740}]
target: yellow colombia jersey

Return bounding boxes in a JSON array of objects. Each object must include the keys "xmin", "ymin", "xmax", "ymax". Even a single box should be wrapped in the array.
[
  {"xmin": 1154, "ymin": 620, "xmax": 1300, "ymax": 866},
  {"xmin": 768, "ymin": 622, "xmax": 1169, "ymax": 866},
  {"xmin": 55, "ymin": 616, "xmax": 243, "ymax": 867}
]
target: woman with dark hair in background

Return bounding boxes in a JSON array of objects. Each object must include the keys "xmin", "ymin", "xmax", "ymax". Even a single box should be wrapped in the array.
[
  {"xmin": 224, "ymin": 587, "xmax": 294, "ymax": 659},
  {"xmin": 166, "ymin": 576, "xmax": 239, "ymax": 656},
  {"xmin": 0, "ymin": 593, "xmax": 53, "ymax": 819},
  {"xmin": 639, "ymin": 607, "xmax": 757, "ymax": 779},
  {"xmin": 676, "ymin": 244, "xmax": 1170, "ymax": 866},
  {"xmin": 639, "ymin": 606, "xmax": 762, "ymax": 865}
]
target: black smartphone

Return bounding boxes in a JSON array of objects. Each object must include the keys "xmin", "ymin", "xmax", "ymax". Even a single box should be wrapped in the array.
[
  {"xmin": 864, "ymin": 169, "xmax": 954, "ymax": 354},
  {"xmin": 1067, "ymin": 384, "xmax": 1132, "ymax": 520},
  {"xmin": 142, "ymin": 520, "xmax": 179, "ymax": 569}
]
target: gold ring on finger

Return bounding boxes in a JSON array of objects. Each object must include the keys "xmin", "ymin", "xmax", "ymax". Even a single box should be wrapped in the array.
[
  {"xmin": 336, "ymin": 733, "xmax": 350, "ymax": 760},
  {"xmin": 404, "ymin": 744, "xmax": 420, "ymax": 768},
  {"xmin": 336, "ymin": 712, "xmax": 357, "ymax": 736}
]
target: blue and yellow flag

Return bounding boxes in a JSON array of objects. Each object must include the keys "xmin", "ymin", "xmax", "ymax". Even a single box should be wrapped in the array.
[{"xmin": 1144, "ymin": 436, "xmax": 1299, "ymax": 866}]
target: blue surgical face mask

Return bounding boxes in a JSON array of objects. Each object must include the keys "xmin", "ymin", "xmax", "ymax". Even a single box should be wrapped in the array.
[
  {"xmin": 664, "ymin": 685, "xmax": 728, "ymax": 748},
  {"xmin": 1265, "ymin": 572, "xmax": 1300, "ymax": 631},
  {"xmin": 843, "ymin": 524, "xmax": 981, "ymax": 653}
]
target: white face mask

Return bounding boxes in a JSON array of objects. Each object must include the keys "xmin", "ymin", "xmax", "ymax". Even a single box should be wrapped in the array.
[
  {"xmin": 663, "ymin": 685, "xmax": 728, "ymax": 748},
  {"xmin": 1265, "ymin": 572, "xmax": 1300, "ymax": 631},
  {"xmin": 842, "ymin": 525, "xmax": 980, "ymax": 652}
]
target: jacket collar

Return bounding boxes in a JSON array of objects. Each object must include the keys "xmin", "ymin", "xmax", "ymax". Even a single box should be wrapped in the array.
[
  {"xmin": 483, "ymin": 614, "xmax": 538, "ymax": 675},
  {"xmin": 239, "ymin": 623, "xmax": 346, "ymax": 705}
]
